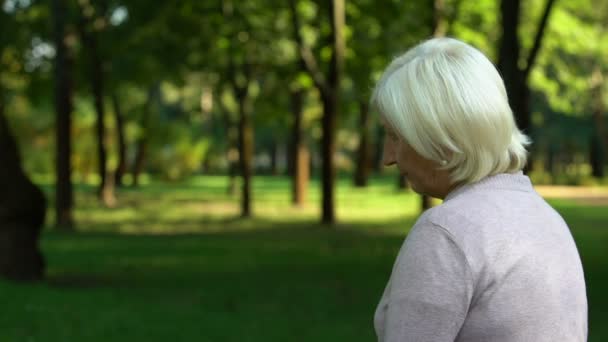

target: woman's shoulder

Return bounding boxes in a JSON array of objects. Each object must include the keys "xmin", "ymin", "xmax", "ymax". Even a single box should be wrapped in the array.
[{"xmin": 415, "ymin": 189, "xmax": 526, "ymax": 248}]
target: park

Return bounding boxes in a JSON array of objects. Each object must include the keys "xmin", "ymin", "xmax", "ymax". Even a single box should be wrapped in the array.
[{"xmin": 1, "ymin": 0, "xmax": 607, "ymax": 340}]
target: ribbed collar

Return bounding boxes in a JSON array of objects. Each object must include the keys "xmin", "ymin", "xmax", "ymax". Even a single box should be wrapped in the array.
[{"xmin": 444, "ymin": 171, "xmax": 533, "ymax": 202}]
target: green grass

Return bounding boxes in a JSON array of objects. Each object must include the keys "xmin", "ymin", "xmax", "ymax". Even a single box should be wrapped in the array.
[{"xmin": 1, "ymin": 175, "xmax": 607, "ymax": 341}]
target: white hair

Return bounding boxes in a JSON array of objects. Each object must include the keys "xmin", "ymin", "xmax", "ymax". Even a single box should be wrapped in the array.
[{"xmin": 371, "ymin": 37, "xmax": 530, "ymax": 184}]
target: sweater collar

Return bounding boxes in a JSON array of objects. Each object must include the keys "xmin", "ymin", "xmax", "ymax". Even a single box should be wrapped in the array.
[{"xmin": 444, "ymin": 171, "xmax": 533, "ymax": 202}]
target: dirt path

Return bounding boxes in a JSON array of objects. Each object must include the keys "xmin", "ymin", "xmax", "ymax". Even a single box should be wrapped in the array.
[{"xmin": 535, "ymin": 186, "xmax": 608, "ymax": 206}]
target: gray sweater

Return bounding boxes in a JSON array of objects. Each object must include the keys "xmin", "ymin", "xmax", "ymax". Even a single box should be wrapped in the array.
[{"xmin": 374, "ymin": 172, "xmax": 588, "ymax": 341}]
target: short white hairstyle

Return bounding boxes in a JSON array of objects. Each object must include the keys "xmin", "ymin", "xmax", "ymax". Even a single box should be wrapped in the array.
[{"xmin": 371, "ymin": 37, "xmax": 530, "ymax": 184}]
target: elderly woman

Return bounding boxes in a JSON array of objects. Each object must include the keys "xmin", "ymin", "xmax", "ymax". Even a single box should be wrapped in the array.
[{"xmin": 371, "ymin": 37, "xmax": 587, "ymax": 342}]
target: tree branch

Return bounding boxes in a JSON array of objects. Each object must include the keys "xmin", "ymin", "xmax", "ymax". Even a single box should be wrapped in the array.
[
  {"xmin": 523, "ymin": 0, "xmax": 556, "ymax": 80},
  {"xmin": 328, "ymin": 0, "xmax": 344, "ymax": 87},
  {"xmin": 289, "ymin": 0, "xmax": 329, "ymax": 94},
  {"xmin": 432, "ymin": 0, "xmax": 447, "ymax": 37}
]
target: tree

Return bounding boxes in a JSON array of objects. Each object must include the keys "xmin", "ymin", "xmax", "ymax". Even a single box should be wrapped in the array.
[
  {"xmin": 132, "ymin": 85, "xmax": 158, "ymax": 186},
  {"xmin": 285, "ymin": 16, "xmax": 313, "ymax": 207},
  {"xmin": 498, "ymin": 0, "xmax": 557, "ymax": 171},
  {"xmin": 531, "ymin": 0, "xmax": 608, "ymax": 179},
  {"xmin": 290, "ymin": 0, "xmax": 345, "ymax": 224},
  {"xmin": 347, "ymin": 1, "xmax": 379, "ymax": 188},
  {"xmin": 52, "ymin": 0, "xmax": 75, "ymax": 229},
  {"xmin": 77, "ymin": 0, "xmax": 116, "ymax": 206},
  {"xmin": 217, "ymin": 2, "xmax": 264, "ymax": 218},
  {"xmin": 452, "ymin": 0, "xmax": 606, "ymax": 179},
  {"xmin": 289, "ymin": 88, "xmax": 310, "ymax": 206},
  {"xmin": 0, "ymin": 105, "xmax": 47, "ymax": 281},
  {"xmin": 0, "ymin": 4, "xmax": 46, "ymax": 278},
  {"xmin": 229, "ymin": 56, "xmax": 255, "ymax": 218},
  {"xmin": 197, "ymin": 1, "xmax": 295, "ymax": 217},
  {"xmin": 111, "ymin": 92, "xmax": 128, "ymax": 185},
  {"xmin": 105, "ymin": 0, "xmax": 196, "ymax": 186}
]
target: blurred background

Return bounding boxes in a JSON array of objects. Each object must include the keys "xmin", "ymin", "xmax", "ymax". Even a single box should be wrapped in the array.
[{"xmin": 1, "ymin": 0, "xmax": 607, "ymax": 341}]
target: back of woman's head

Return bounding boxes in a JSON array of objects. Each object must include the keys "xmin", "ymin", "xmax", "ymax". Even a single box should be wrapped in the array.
[{"xmin": 371, "ymin": 37, "xmax": 530, "ymax": 184}]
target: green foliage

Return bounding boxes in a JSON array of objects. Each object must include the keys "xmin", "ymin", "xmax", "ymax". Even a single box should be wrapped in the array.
[
  {"xmin": 1, "ymin": 0, "xmax": 606, "ymax": 182},
  {"xmin": 153, "ymin": 129, "xmax": 210, "ymax": 181},
  {"xmin": 451, "ymin": 0, "xmax": 500, "ymax": 57},
  {"xmin": 530, "ymin": 0, "xmax": 608, "ymax": 115}
]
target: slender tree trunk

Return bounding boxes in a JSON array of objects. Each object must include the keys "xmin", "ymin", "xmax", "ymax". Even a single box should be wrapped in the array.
[
  {"xmin": 290, "ymin": 89, "xmax": 309, "ymax": 206},
  {"xmin": 227, "ymin": 159, "xmax": 238, "ymax": 196},
  {"xmin": 354, "ymin": 101, "xmax": 371, "ymax": 187},
  {"xmin": 432, "ymin": 0, "xmax": 448, "ymax": 37},
  {"xmin": 78, "ymin": 13, "xmax": 114, "ymax": 205},
  {"xmin": 321, "ymin": 91, "xmax": 337, "ymax": 224},
  {"xmin": 590, "ymin": 135, "xmax": 604, "ymax": 178},
  {"xmin": 132, "ymin": 136, "xmax": 147, "ymax": 187},
  {"xmin": 225, "ymin": 128, "xmax": 238, "ymax": 197},
  {"xmin": 91, "ymin": 51, "xmax": 110, "ymax": 201},
  {"xmin": 269, "ymin": 139, "xmax": 279, "ymax": 175},
  {"xmin": 0, "ymin": 88, "xmax": 46, "ymax": 281},
  {"xmin": 590, "ymin": 66, "xmax": 605, "ymax": 178},
  {"xmin": 112, "ymin": 92, "xmax": 127, "ymax": 186},
  {"xmin": 237, "ymin": 95, "xmax": 253, "ymax": 218},
  {"xmin": 287, "ymin": 137, "xmax": 294, "ymax": 177},
  {"xmin": 546, "ymin": 145, "xmax": 556, "ymax": 175},
  {"xmin": 217, "ymin": 97, "xmax": 238, "ymax": 195},
  {"xmin": 52, "ymin": 0, "xmax": 74, "ymax": 230},
  {"xmin": 132, "ymin": 86, "xmax": 155, "ymax": 187}
]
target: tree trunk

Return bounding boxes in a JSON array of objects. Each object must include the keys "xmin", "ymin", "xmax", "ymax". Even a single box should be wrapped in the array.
[
  {"xmin": 590, "ymin": 135, "xmax": 604, "ymax": 178},
  {"xmin": 590, "ymin": 66, "xmax": 605, "ymax": 178},
  {"xmin": 320, "ymin": 0, "xmax": 344, "ymax": 224},
  {"xmin": 112, "ymin": 92, "xmax": 127, "ymax": 186},
  {"xmin": 132, "ymin": 137, "xmax": 147, "ymax": 187},
  {"xmin": 546, "ymin": 145, "xmax": 556, "ymax": 176},
  {"xmin": 78, "ymin": 13, "xmax": 113, "ymax": 205},
  {"xmin": 321, "ymin": 91, "xmax": 338, "ymax": 224},
  {"xmin": 432, "ymin": 0, "xmax": 448, "ymax": 37},
  {"xmin": 498, "ymin": 0, "xmax": 556, "ymax": 173},
  {"xmin": 497, "ymin": 0, "xmax": 529, "ymax": 135},
  {"xmin": 354, "ymin": 101, "xmax": 371, "ymax": 187},
  {"xmin": 499, "ymin": 0, "xmax": 528, "ymax": 168},
  {"xmin": 290, "ymin": 89, "xmax": 309, "ymax": 206},
  {"xmin": 216, "ymin": 95, "xmax": 238, "ymax": 195},
  {"xmin": 287, "ymin": 137, "xmax": 294, "ymax": 177},
  {"xmin": 227, "ymin": 159, "xmax": 238, "ymax": 196},
  {"xmin": 52, "ymin": 0, "xmax": 74, "ymax": 230},
  {"xmin": 0, "ymin": 95, "xmax": 46, "ymax": 281},
  {"xmin": 237, "ymin": 94, "xmax": 253, "ymax": 218},
  {"xmin": 91, "ymin": 49, "xmax": 110, "ymax": 202},
  {"xmin": 269, "ymin": 138, "xmax": 279, "ymax": 175},
  {"xmin": 132, "ymin": 86, "xmax": 155, "ymax": 187}
]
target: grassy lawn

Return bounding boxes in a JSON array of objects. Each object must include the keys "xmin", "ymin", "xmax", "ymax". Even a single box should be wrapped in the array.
[{"xmin": 1, "ymin": 175, "xmax": 607, "ymax": 341}]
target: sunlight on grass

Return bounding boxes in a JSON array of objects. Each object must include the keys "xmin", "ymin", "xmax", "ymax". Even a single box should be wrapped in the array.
[{"xmin": 50, "ymin": 175, "xmax": 423, "ymax": 235}]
